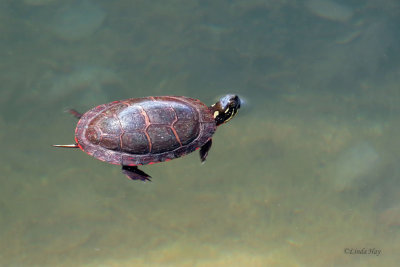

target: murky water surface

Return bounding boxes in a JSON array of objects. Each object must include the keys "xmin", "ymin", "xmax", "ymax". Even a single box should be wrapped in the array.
[{"xmin": 1, "ymin": 0, "xmax": 400, "ymax": 266}]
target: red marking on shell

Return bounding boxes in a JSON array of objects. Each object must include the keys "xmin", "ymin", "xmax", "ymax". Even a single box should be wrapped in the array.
[
  {"xmin": 75, "ymin": 136, "xmax": 83, "ymax": 151},
  {"xmin": 170, "ymin": 107, "xmax": 182, "ymax": 146},
  {"xmin": 113, "ymin": 113, "xmax": 125, "ymax": 150},
  {"xmin": 138, "ymin": 106, "xmax": 152, "ymax": 152}
]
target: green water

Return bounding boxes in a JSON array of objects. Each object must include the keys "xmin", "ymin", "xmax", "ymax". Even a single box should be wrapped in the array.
[{"xmin": 1, "ymin": 0, "xmax": 400, "ymax": 266}]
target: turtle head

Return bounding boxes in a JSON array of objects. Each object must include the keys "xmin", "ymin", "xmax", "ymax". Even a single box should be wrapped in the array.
[{"xmin": 211, "ymin": 94, "xmax": 241, "ymax": 126}]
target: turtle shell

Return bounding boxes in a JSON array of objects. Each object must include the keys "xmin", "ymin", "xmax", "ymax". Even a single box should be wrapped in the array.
[{"xmin": 75, "ymin": 96, "xmax": 216, "ymax": 166}]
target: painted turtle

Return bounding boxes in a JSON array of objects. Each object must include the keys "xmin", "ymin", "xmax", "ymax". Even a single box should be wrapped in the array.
[{"xmin": 54, "ymin": 95, "xmax": 241, "ymax": 181}]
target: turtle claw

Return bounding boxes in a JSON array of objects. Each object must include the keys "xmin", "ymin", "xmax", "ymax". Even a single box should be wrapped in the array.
[{"xmin": 122, "ymin": 166, "xmax": 152, "ymax": 181}]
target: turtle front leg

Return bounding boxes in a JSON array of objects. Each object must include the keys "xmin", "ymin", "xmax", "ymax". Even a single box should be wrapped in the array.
[
  {"xmin": 122, "ymin": 165, "xmax": 152, "ymax": 181},
  {"xmin": 199, "ymin": 139, "xmax": 212, "ymax": 163}
]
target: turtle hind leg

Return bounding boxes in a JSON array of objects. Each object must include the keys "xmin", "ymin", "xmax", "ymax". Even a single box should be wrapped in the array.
[
  {"xmin": 199, "ymin": 139, "xmax": 212, "ymax": 163},
  {"xmin": 122, "ymin": 166, "xmax": 152, "ymax": 181},
  {"xmin": 67, "ymin": 109, "xmax": 83, "ymax": 119}
]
